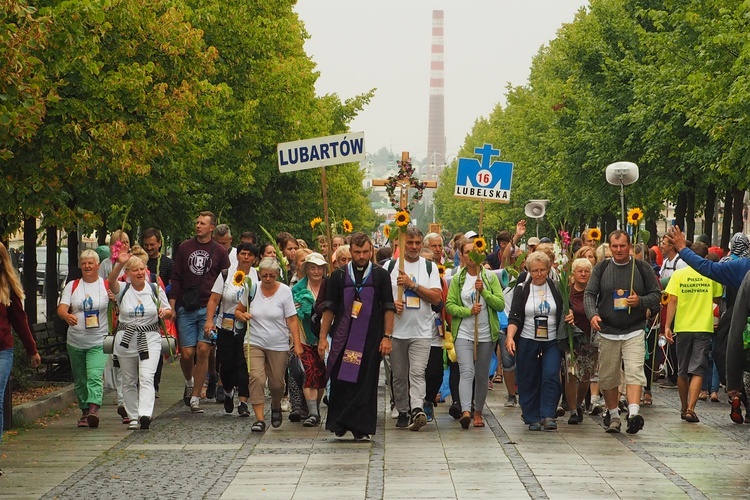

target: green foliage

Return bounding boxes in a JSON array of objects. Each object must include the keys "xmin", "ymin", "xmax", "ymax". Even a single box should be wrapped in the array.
[{"xmin": 437, "ymin": 0, "xmax": 744, "ymax": 238}]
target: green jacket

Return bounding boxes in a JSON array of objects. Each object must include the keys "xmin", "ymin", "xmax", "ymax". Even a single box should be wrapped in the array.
[{"xmin": 446, "ymin": 267, "xmax": 505, "ymax": 342}]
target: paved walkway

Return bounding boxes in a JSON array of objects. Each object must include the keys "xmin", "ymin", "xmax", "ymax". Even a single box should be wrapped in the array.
[{"xmin": 2, "ymin": 363, "xmax": 750, "ymax": 499}]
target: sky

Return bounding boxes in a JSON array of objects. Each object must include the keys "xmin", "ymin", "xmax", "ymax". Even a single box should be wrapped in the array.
[{"xmin": 294, "ymin": 1, "xmax": 589, "ymax": 163}]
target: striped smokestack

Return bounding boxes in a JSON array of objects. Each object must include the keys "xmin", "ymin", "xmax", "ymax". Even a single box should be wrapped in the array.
[{"xmin": 427, "ymin": 10, "xmax": 446, "ymax": 172}]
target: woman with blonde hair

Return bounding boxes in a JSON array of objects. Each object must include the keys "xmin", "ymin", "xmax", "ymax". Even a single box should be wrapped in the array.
[
  {"xmin": 58, "ymin": 249, "xmax": 110, "ymax": 428},
  {"xmin": 0, "ymin": 242, "xmax": 41, "ymax": 469},
  {"xmin": 108, "ymin": 252, "xmax": 173, "ymax": 430}
]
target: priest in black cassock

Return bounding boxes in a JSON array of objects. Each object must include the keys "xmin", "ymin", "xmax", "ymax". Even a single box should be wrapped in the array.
[{"xmin": 318, "ymin": 232, "xmax": 395, "ymax": 439}]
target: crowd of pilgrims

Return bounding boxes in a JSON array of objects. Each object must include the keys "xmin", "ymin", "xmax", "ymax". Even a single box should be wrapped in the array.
[{"xmin": 4, "ymin": 211, "xmax": 750, "ymax": 443}]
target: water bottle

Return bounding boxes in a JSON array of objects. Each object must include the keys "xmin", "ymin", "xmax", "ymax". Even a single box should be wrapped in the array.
[{"xmin": 658, "ymin": 335, "xmax": 667, "ymax": 348}]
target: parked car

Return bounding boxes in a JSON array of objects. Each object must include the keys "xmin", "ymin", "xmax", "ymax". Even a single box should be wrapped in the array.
[{"xmin": 35, "ymin": 247, "xmax": 69, "ymax": 294}]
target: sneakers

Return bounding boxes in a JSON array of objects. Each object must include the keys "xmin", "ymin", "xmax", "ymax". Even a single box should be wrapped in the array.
[
  {"xmin": 206, "ymin": 373, "xmax": 218, "ymax": 400},
  {"xmin": 139, "ymin": 415, "xmax": 151, "ymax": 430},
  {"xmin": 223, "ymin": 389, "xmax": 235, "ymax": 414},
  {"xmin": 215, "ymin": 385, "xmax": 226, "ymax": 404},
  {"xmin": 605, "ymin": 417, "xmax": 621, "ymax": 433},
  {"xmin": 542, "ymin": 418, "xmax": 557, "ymax": 431},
  {"xmin": 127, "ymin": 420, "xmax": 139, "ymax": 430},
  {"xmin": 505, "ymin": 395, "xmax": 517, "ymax": 407},
  {"xmin": 396, "ymin": 412, "xmax": 409, "ymax": 428},
  {"xmin": 183, "ymin": 385, "xmax": 193, "ymax": 406},
  {"xmin": 424, "ymin": 402, "xmax": 434, "ymax": 422},
  {"xmin": 390, "ymin": 404, "xmax": 399, "ymax": 419},
  {"xmin": 117, "ymin": 405, "xmax": 129, "ymax": 424},
  {"xmin": 190, "ymin": 399, "xmax": 204, "ymax": 413},
  {"xmin": 567, "ymin": 407, "xmax": 584, "ymax": 425},
  {"xmin": 408, "ymin": 408, "xmax": 427, "ymax": 431},
  {"xmin": 626, "ymin": 414, "xmax": 644, "ymax": 434},
  {"xmin": 237, "ymin": 402, "xmax": 250, "ymax": 417}
]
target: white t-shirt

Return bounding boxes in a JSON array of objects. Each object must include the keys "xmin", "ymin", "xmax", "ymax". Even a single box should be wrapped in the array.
[
  {"xmin": 457, "ymin": 274, "xmax": 491, "ymax": 343},
  {"xmin": 390, "ymin": 257, "xmax": 442, "ymax": 340},
  {"xmin": 114, "ymin": 282, "xmax": 171, "ymax": 358},
  {"xmin": 244, "ymin": 283, "xmax": 297, "ymax": 351},
  {"xmin": 210, "ymin": 267, "xmax": 256, "ymax": 330},
  {"xmin": 660, "ymin": 254, "xmax": 687, "ymax": 279},
  {"xmin": 520, "ymin": 282, "xmax": 558, "ymax": 341},
  {"xmin": 59, "ymin": 278, "xmax": 109, "ymax": 350}
]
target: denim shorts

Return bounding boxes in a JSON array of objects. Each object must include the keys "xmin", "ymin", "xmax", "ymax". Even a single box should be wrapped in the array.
[{"xmin": 176, "ymin": 306, "xmax": 210, "ymax": 348}]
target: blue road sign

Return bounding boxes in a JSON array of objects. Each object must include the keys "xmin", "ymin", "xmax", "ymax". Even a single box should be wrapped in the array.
[{"xmin": 454, "ymin": 143, "xmax": 513, "ymax": 203}]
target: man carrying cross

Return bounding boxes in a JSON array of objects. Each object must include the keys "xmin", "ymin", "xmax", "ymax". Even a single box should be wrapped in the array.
[{"xmin": 388, "ymin": 225, "xmax": 443, "ymax": 430}]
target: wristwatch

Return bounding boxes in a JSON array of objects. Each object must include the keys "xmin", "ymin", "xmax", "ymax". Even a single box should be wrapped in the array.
[
  {"xmin": 412, "ymin": 282, "xmax": 419, "ymax": 292},
  {"xmin": 383, "ymin": 334, "xmax": 393, "ymax": 340}
]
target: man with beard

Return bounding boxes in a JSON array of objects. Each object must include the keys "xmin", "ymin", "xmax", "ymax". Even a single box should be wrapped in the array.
[{"xmin": 318, "ymin": 232, "xmax": 394, "ymax": 439}]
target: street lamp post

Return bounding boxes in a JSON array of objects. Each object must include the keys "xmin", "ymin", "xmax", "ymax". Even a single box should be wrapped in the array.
[{"xmin": 605, "ymin": 161, "xmax": 639, "ymax": 229}]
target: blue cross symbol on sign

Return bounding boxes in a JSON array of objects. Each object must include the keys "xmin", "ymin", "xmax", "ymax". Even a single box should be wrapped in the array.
[{"xmin": 454, "ymin": 143, "xmax": 514, "ymax": 203}]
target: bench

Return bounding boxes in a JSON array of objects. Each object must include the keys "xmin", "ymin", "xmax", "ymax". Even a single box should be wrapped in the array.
[{"xmin": 32, "ymin": 321, "xmax": 71, "ymax": 382}]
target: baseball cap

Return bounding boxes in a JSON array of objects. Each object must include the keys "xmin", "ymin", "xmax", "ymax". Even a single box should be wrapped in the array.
[
  {"xmin": 464, "ymin": 230, "xmax": 478, "ymax": 239},
  {"xmin": 304, "ymin": 252, "xmax": 328, "ymax": 267},
  {"xmin": 527, "ymin": 237, "xmax": 540, "ymax": 247}
]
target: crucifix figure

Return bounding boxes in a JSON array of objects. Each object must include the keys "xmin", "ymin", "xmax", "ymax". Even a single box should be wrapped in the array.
[{"xmin": 372, "ymin": 151, "xmax": 437, "ymax": 302}]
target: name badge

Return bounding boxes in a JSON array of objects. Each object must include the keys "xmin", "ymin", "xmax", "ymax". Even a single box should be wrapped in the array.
[
  {"xmin": 613, "ymin": 289, "xmax": 629, "ymax": 311},
  {"xmin": 84, "ymin": 310, "xmax": 100, "ymax": 329},
  {"xmin": 221, "ymin": 313, "xmax": 235, "ymax": 330},
  {"xmin": 351, "ymin": 299, "xmax": 363, "ymax": 319},
  {"xmin": 404, "ymin": 288, "xmax": 420, "ymax": 309},
  {"xmin": 534, "ymin": 315, "xmax": 548, "ymax": 339}
]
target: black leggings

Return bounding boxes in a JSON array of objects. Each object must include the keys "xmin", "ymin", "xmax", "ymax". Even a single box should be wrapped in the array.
[{"xmin": 216, "ymin": 328, "xmax": 249, "ymax": 398}]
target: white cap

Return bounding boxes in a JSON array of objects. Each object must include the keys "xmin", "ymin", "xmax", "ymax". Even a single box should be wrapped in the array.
[{"xmin": 464, "ymin": 230, "xmax": 478, "ymax": 239}]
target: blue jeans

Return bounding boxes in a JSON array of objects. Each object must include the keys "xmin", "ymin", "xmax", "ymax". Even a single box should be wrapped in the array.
[
  {"xmin": 176, "ymin": 306, "xmax": 208, "ymax": 348},
  {"xmin": 516, "ymin": 337, "xmax": 561, "ymax": 424},
  {"xmin": 0, "ymin": 348, "xmax": 14, "ymax": 440},
  {"xmin": 702, "ymin": 336, "xmax": 720, "ymax": 393}
]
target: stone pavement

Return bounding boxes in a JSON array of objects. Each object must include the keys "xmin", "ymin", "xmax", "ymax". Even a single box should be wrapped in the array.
[{"xmin": 2, "ymin": 362, "xmax": 750, "ymax": 499}]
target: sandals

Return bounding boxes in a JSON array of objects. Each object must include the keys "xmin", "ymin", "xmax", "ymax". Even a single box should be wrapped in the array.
[
  {"xmin": 683, "ymin": 409, "xmax": 699, "ymax": 423},
  {"xmin": 642, "ymin": 392, "xmax": 653, "ymax": 406},
  {"xmin": 492, "ymin": 374, "xmax": 504, "ymax": 384},
  {"xmin": 77, "ymin": 416, "xmax": 89, "ymax": 428},
  {"xmin": 271, "ymin": 408, "xmax": 283, "ymax": 428},
  {"xmin": 251, "ymin": 420, "xmax": 266, "ymax": 432},
  {"xmin": 473, "ymin": 414, "xmax": 485, "ymax": 428},
  {"xmin": 730, "ymin": 397, "xmax": 744, "ymax": 424},
  {"xmin": 459, "ymin": 411, "xmax": 471, "ymax": 429},
  {"xmin": 303, "ymin": 414, "xmax": 320, "ymax": 427}
]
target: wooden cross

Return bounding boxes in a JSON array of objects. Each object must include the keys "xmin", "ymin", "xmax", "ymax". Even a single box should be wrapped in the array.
[{"xmin": 372, "ymin": 151, "xmax": 437, "ymax": 302}]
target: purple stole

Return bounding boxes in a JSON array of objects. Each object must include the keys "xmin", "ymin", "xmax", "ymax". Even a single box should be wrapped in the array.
[{"xmin": 328, "ymin": 263, "xmax": 375, "ymax": 383}]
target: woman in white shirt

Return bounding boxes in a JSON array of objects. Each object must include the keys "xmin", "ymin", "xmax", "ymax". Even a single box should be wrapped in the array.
[
  {"xmin": 235, "ymin": 257, "xmax": 302, "ymax": 432},
  {"xmin": 108, "ymin": 253, "xmax": 173, "ymax": 430},
  {"xmin": 505, "ymin": 251, "xmax": 565, "ymax": 431},
  {"xmin": 58, "ymin": 250, "xmax": 110, "ymax": 428}
]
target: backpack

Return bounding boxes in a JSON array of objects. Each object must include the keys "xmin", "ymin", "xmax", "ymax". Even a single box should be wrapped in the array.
[{"xmin": 385, "ymin": 258, "xmax": 433, "ymax": 276}]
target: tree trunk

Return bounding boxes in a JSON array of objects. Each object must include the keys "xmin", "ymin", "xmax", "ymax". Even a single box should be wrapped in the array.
[
  {"xmin": 720, "ymin": 189, "xmax": 733, "ymax": 250},
  {"xmin": 23, "ymin": 217, "xmax": 37, "ymax": 325},
  {"xmin": 602, "ymin": 211, "xmax": 618, "ymax": 240},
  {"xmin": 46, "ymin": 226, "xmax": 58, "ymax": 320},
  {"xmin": 685, "ymin": 187, "xmax": 696, "ymax": 241},
  {"xmin": 732, "ymin": 188, "xmax": 745, "ymax": 235},
  {"xmin": 645, "ymin": 219, "xmax": 658, "ymax": 247},
  {"xmin": 68, "ymin": 230, "xmax": 79, "ymax": 273},
  {"xmin": 674, "ymin": 191, "xmax": 687, "ymax": 230},
  {"xmin": 704, "ymin": 184, "xmax": 716, "ymax": 244}
]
